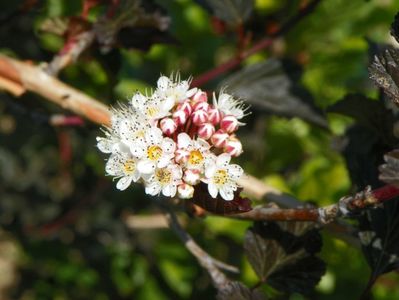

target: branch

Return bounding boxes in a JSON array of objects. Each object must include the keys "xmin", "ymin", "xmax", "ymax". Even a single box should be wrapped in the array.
[
  {"xmin": 0, "ymin": 54, "xmax": 397, "ymax": 240},
  {"xmin": 159, "ymin": 202, "xmax": 237, "ymax": 290},
  {"xmin": 0, "ymin": 55, "xmax": 110, "ymax": 126},
  {"xmin": 45, "ymin": 31, "xmax": 95, "ymax": 76},
  {"xmin": 191, "ymin": 0, "xmax": 323, "ymax": 87},
  {"xmin": 235, "ymin": 185, "xmax": 399, "ymax": 224}
]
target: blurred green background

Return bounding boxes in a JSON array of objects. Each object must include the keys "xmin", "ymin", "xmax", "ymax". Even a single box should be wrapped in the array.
[{"xmin": 1, "ymin": 0, "xmax": 399, "ymax": 299}]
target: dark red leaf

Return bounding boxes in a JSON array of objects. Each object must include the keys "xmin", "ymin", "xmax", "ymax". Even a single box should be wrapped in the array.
[{"xmin": 189, "ymin": 183, "xmax": 252, "ymax": 215}]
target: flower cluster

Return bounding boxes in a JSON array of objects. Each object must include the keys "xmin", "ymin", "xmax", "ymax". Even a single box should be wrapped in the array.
[{"xmin": 97, "ymin": 74, "xmax": 248, "ymax": 201}]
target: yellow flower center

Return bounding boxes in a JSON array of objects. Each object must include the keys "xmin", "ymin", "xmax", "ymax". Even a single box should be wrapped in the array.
[
  {"xmin": 188, "ymin": 150, "xmax": 203, "ymax": 165},
  {"xmin": 155, "ymin": 168, "xmax": 172, "ymax": 184},
  {"xmin": 147, "ymin": 145, "xmax": 163, "ymax": 161},
  {"xmin": 213, "ymin": 169, "xmax": 228, "ymax": 185},
  {"xmin": 133, "ymin": 130, "xmax": 145, "ymax": 139},
  {"xmin": 123, "ymin": 159, "xmax": 136, "ymax": 174},
  {"xmin": 146, "ymin": 106, "xmax": 159, "ymax": 118}
]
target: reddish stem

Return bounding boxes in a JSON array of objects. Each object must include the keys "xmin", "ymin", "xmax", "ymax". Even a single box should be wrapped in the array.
[
  {"xmin": 191, "ymin": 0, "xmax": 322, "ymax": 87},
  {"xmin": 371, "ymin": 185, "xmax": 399, "ymax": 202}
]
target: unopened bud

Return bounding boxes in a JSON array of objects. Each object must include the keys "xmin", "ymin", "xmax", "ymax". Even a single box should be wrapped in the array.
[
  {"xmin": 173, "ymin": 109, "xmax": 188, "ymax": 126},
  {"xmin": 177, "ymin": 183, "xmax": 195, "ymax": 199},
  {"xmin": 193, "ymin": 101, "xmax": 210, "ymax": 112},
  {"xmin": 197, "ymin": 123, "xmax": 215, "ymax": 140},
  {"xmin": 177, "ymin": 100, "xmax": 193, "ymax": 116},
  {"xmin": 220, "ymin": 115, "xmax": 239, "ymax": 133},
  {"xmin": 224, "ymin": 136, "xmax": 243, "ymax": 157},
  {"xmin": 183, "ymin": 169, "xmax": 201, "ymax": 185},
  {"xmin": 160, "ymin": 118, "xmax": 177, "ymax": 136},
  {"xmin": 192, "ymin": 90, "xmax": 208, "ymax": 104},
  {"xmin": 211, "ymin": 129, "xmax": 229, "ymax": 148},
  {"xmin": 208, "ymin": 107, "xmax": 222, "ymax": 125},
  {"xmin": 192, "ymin": 109, "xmax": 208, "ymax": 125},
  {"xmin": 175, "ymin": 149, "xmax": 190, "ymax": 164}
]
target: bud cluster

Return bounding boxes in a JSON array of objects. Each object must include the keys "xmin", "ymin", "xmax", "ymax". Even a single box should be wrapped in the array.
[{"xmin": 97, "ymin": 74, "xmax": 249, "ymax": 201}]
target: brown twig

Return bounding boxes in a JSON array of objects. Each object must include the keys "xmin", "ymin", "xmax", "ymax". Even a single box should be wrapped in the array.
[
  {"xmin": 191, "ymin": 0, "xmax": 322, "ymax": 87},
  {"xmin": 159, "ymin": 202, "xmax": 237, "ymax": 290}
]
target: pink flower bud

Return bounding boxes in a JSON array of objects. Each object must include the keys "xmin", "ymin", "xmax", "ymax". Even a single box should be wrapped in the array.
[
  {"xmin": 160, "ymin": 118, "xmax": 177, "ymax": 136},
  {"xmin": 192, "ymin": 109, "xmax": 208, "ymax": 125},
  {"xmin": 220, "ymin": 115, "xmax": 239, "ymax": 133},
  {"xmin": 177, "ymin": 183, "xmax": 194, "ymax": 199},
  {"xmin": 197, "ymin": 123, "xmax": 215, "ymax": 140},
  {"xmin": 183, "ymin": 169, "xmax": 201, "ymax": 185},
  {"xmin": 175, "ymin": 149, "xmax": 190, "ymax": 164},
  {"xmin": 177, "ymin": 100, "xmax": 193, "ymax": 116},
  {"xmin": 192, "ymin": 90, "xmax": 207, "ymax": 104},
  {"xmin": 224, "ymin": 136, "xmax": 243, "ymax": 157},
  {"xmin": 207, "ymin": 107, "xmax": 222, "ymax": 125},
  {"xmin": 173, "ymin": 109, "xmax": 188, "ymax": 126},
  {"xmin": 193, "ymin": 101, "xmax": 210, "ymax": 112},
  {"xmin": 211, "ymin": 129, "xmax": 229, "ymax": 148}
]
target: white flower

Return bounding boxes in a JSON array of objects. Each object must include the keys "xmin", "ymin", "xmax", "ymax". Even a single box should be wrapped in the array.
[
  {"xmin": 132, "ymin": 92, "xmax": 173, "ymax": 124},
  {"xmin": 109, "ymin": 104, "xmax": 150, "ymax": 147},
  {"xmin": 105, "ymin": 150, "xmax": 141, "ymax": 191},
  {"xmin": 204, "ymin": 153, "xmax": 243, "ymax": 201},
  {"xmin": 213, "ymin": 92, "xmax": 249, "ymax": 120},
  {"xmin": 155, "ymin": 74, "xmax": 197, "ymax": 105},
  {"xmin": 176, "ymin": 133, "xmax": 211, "ymax": 171},
  {"xmin": 145, "ymin": 164, "xmax": 182, "ymax": 197},
  {"xmin": 96, "ymin": 130, "xmax": 120, "ymax": 154},
  {"xmin": 131, "ymin": 127, "xmax": 176, "ymax": 175}
]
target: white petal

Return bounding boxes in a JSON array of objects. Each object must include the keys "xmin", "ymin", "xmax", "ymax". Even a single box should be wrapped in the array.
[
  {"xmin": 132, "ymin": 170, "xmax": 141, "ymax": 182},
  {"xmin": 131, "ymin": 92, "xmax": 147, "ymax": 108},
  {"xmin": 116, "ymin": 176, "xmax": 133, "ymax": 191},
  {"xmin": 105, "ymin": 155, "xmax": 121, "ymax": 176},
  {"xmin": 171, "ymin": 165, "xmax": 183, "ymax": 178},
  {"xmin": 145, "ymin": 127, "xmax": 163, "ymax": 145},
  {"xmin": 158, "ymin": 155, "xmax": 173, "ymax": 168},
  {"xmin": 137, "ymin": 159, "xmax": 156, "ymax": 174},
  {"xmin": 177, "ymin": 133, "xmax": 191, "ymax": 149},
  {"xmin": 186, "ymin": 87, "xmax": 197, "ymax": 98},
  {"xmin": 196, "ymin": 138, "xmax": 210, "ymax": 151},
  {"xmin": 227, "ymin": 164, "xmax": 243, "ymax": 180},
  {"xmin": 145, "ymin": 182, "xmax": 162, "ymax": 196},
  {"xmin": 205, "ymin": 164, "xmax": 216, "ymax": 179},
  {"xmin": 220, "ymin": 186, "xmax": 234, "ymax": 201},
  {"xmin": 216, "ymin": 153, "xmax": 231, "ymax": 167},
  {"xmin": 163, "ymin": 96, "xmax": 175, "ymax": 111},
  {"xmin": 208, "ymin": 183, "xmax": 219, "ymax": 198},
  {"xmin": 161, "ymin": 138, "xmax": 176, "ymax": 154},
  {"xmin": 162, "ymin": 184, "xmax": 177, "ymax": 197},
  {"xmin": 97, "ymin": 137, "xmax": 112, "ymax": 153},
  {"xmin": 129, "ymin": 143, "xmax": 145, "ymax": 158},
  {"xmin": 157, "ymin": 76, "xmax": 171, "ymax": 90}
]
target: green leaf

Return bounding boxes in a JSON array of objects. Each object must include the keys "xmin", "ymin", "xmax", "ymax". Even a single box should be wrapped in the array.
[{"xmin": 243, "ymin": 221, "xmax": 325, "ymax": 295}]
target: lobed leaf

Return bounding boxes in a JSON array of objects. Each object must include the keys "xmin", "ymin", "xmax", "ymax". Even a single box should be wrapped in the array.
[
  {"xmin": 243, "ymin": 221, "xmax": 325, "ymax": 295},
  {"xmin": 220, "ymin": 59, "xmax": 328, "ymax": 128}
]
